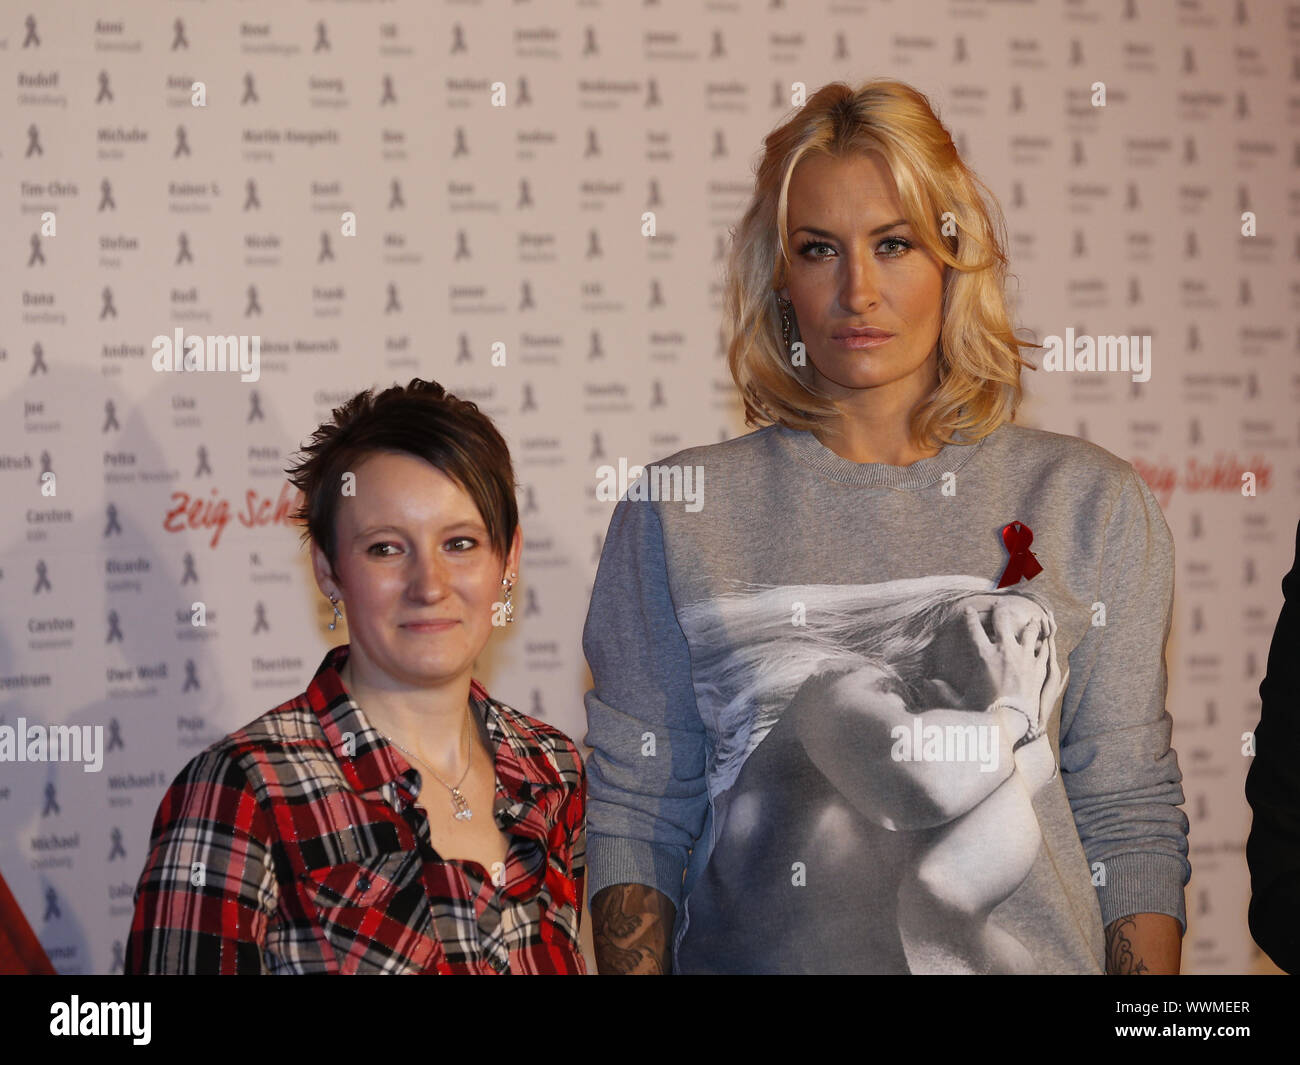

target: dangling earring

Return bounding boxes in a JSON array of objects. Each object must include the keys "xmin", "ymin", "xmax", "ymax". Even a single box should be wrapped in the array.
[
  {"xmin": 501, "ymin": 573, "xmax": 516, "ymax": 625},
  {"xmin": 776, "ymin": 294, "xmax": 794, "ymax": 351},
  {"xmin": 327, "ymin": 592, "xmax": 343, "ymax": 631}
]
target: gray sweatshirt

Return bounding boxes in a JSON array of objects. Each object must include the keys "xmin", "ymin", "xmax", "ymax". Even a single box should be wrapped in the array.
[{"xmin": 582, "ymin": 421, "xmax": 1190, "ymax": 974}]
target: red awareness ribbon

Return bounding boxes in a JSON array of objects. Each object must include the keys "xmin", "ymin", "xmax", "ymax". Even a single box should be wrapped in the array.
[{"xmin": 997, "ymin": 521, "xmax": 1044, "ymax": 588}]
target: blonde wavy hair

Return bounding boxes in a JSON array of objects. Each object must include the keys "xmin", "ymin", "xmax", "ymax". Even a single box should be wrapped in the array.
[{"xmin": 724, "ymin": 79, "xmax": 1037, "ymax": 447}]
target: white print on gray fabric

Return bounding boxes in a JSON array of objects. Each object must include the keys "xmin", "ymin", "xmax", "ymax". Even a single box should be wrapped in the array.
[{"xmin": 676, "ymin": 574, "xmax": 1068, "ymax": 973}]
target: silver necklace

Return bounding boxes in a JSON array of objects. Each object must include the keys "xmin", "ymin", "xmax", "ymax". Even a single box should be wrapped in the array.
[{"xmin": 382, "ymin": 715, "xmax": 474, "ymax": 822}]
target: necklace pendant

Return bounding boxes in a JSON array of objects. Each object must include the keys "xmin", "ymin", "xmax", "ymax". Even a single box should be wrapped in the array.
[{"xmin": 450, "ymin": 788, "xmax": 473, "ymax": 821}]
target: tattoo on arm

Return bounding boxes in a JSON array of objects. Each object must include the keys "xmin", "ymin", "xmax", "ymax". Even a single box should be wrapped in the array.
[
  {"xmin": 591, "ymin": 884, "xmax": 675, "ymax": 975},
  {"xmin": 1105, "ymin": 915, "xmax": 1150, "ymax": 974}
]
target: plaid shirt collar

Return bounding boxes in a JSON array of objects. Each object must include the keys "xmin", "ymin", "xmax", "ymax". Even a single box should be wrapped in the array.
[{"xmin": 305, "ymin": 644, "xmax": 560, "ymax": 845}]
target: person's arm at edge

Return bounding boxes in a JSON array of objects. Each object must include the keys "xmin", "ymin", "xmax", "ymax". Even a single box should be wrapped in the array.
[{"xmin": 1244, "ymin": 516, "xmax": 1300, "ymax": 974}]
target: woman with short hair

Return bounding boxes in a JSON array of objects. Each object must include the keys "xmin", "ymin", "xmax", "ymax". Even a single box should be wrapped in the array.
[{"xmin": 126, "ymin": 379, "xmax": 586, "ymax": 974}]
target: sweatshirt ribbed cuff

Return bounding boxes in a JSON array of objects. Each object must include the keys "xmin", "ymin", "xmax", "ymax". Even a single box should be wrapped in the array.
[
  {"xmin": 1095, "ymin": 851, "xmax": 1190, "ymax": 933},
  {"xmin": 585, "ymin": 833, "xmax": 687, "ymax": 911}
]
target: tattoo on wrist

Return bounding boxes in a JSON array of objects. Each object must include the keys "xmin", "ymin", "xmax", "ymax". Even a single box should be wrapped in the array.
[
  {"xmin": 1105, "ymin": 915, "xmax": 1149, "ymax": 974},
  {"xmin": 591, "ymin": 884, "xmax": 672, "ymax": 975}
]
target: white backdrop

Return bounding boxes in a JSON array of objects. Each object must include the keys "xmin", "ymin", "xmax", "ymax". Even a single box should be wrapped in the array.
[{"xmin": 1, "ymin": 0, "xmax": 1293, "ymax": 974}]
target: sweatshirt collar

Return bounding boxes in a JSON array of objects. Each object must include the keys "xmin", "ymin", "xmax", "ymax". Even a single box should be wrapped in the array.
[{"xmin": 770, "ymin": 423, "xmax": 988, "ymax": 489}]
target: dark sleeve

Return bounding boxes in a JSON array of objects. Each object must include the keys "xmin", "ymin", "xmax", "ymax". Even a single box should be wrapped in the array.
[
  {"xmin": 124, "ymin": 747, "xmax": 278, "ymax": 974},
  {"xmin": 1244, "ymin": 517, "xmax": 1300, "ymax": 974}
]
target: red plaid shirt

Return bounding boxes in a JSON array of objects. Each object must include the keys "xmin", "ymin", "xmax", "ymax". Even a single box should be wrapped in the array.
[{"xmin": 125, "ymin": 645, "xmax": 586, "ymax": 974}]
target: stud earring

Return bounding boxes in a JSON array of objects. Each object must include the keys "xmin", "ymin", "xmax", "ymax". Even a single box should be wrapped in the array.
[{"xmin": 327, "ymin": 592, "xmax": 343, "ymax": 631}]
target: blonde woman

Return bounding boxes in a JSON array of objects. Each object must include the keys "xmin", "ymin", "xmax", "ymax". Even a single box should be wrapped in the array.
[{"xmin": 582, "ymin": 80, "xmax": 1189, "ymax": 974}]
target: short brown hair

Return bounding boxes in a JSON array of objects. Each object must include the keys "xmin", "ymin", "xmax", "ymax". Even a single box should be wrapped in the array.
[
  {"xmin": 725, "ymin": 78, "xmax": 1036, "ymax": 448},
  {"xmin": 285, "ymin": 379, "xmax": 518, "ymax": 573}
]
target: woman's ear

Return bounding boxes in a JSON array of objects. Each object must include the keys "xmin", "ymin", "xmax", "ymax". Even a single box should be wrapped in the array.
[
  {"xmin": 506, "ymin": 526, "xmax": 522, "ymax": 578},
  {"xmin": 309, "ymin": 540, "xmax": 340, "ymax": 599}
]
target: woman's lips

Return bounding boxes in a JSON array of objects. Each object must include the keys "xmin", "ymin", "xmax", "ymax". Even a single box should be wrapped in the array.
[
  {"xmin": 401, "ymin": 620, "xmax": 459, "ymax": 631},
  {"xmin": 834, "ymin": 333, "xmax": 895, "ymax": 349}
]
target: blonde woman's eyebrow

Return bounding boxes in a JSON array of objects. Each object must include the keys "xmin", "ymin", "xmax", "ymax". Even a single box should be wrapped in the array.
[{"xmin": 793, "ymin": 219, "xmax": 910, "ymax": 240}]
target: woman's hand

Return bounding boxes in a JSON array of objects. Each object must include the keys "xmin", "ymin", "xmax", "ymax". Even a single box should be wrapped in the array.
[
  {"xmin": 1034, "ymin": 611, "xmax": 1067, "ymax": 737},
  {"xmin": 961, "ymin": 600, "xmax": 1051, "ymax": 712}
]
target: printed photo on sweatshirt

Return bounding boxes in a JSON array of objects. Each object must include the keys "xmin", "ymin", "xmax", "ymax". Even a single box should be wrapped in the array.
[{"xmin": 674, "ymin": 574, "xmax": 1068, "ymax": 974}]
